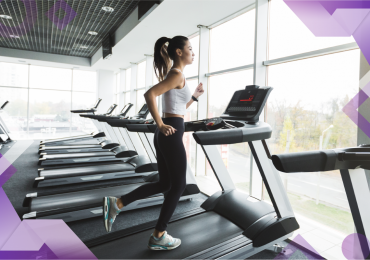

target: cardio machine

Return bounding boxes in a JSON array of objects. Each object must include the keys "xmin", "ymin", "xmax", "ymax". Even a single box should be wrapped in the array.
[
  {"xmin": 38, "ymin": 103, "xmax": 134, "ymax": 155},
  {"xmin": 39, "ymin": 102, "xmax": 116, "ymax": 146},
  {"xmin": 33, "ymin": 119, "xmax": 158, "ymax": 188},
  {"xmin": 22, "ymin": 120, "xmax": 199, "ymax": 222},
  {"xmin": 272, "ymin": 145, "xmax": 370, "ymax": 259},
  {"xmin": 84, "ymin": 85, "xmax": 300, "ymax": 259},
  {"xmin": 0, "ymin": 101, "xmax": 11, "ymax": 143}
]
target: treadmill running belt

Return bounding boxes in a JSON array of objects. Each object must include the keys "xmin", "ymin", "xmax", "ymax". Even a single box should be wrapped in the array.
[
  {"xmin": 30, "ymin": 183, "xmax": 145, "ymax": 212},
  {"xmin": 40, "ymin": 164, "xmax": 135, "ymax": 178},
  {"xmin": 90, "ymin": 212, "xmax": 243, "ymax": 259},
  {"xmin": 42, "ymin": 152, "xmax": 113, "ymax": 159}
]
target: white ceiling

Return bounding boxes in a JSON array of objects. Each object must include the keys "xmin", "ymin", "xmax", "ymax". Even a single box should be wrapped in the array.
[{"xmin": 92, "ymin": 0, "xmax": 255, "ymax": 72}]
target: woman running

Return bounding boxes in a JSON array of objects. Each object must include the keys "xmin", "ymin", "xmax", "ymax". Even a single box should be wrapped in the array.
[{"xmin": 103, "ymin": 35, "xmax": 204, "ymax": 251}]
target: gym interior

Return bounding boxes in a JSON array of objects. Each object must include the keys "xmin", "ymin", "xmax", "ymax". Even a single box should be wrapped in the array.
[{"xmin": 0, "ymin": 0, "xmax": 369, "ymax": 259}]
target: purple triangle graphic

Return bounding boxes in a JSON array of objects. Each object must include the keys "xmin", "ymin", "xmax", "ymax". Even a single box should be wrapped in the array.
[
  {"xmin": 274, "ymin": 234, "xmax": 325, "ymax": 259},
  {"xmin": 0, "ymin": 243, "xmax": 58, "ymax": 259}
]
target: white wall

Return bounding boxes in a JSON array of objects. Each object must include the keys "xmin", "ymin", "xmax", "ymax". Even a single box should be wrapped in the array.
[{"xmin": 96, "ymin": 70, "xmax": 116, "ymax": 113}]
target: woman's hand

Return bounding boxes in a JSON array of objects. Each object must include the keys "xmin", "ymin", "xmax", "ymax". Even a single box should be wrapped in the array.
[
  {"xmin": 159, "ymin": 124, "xmax": 177, "ymax": 136},
  {"xmin": 193, "ymin": 83, "xmax": 204, "ymax": 98}
]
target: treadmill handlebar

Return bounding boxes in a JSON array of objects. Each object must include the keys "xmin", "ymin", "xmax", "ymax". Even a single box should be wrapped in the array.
[
  {"xmin": 1, "ymin": 101, "xmax": 9, "ymax": 110},
  {"xmin": 272, "ymin": 147, "xmax": 370, "ymax": 173},
  {"xmin": 126, "ymin": 124, "xmax": 156, "ymax": 133}
]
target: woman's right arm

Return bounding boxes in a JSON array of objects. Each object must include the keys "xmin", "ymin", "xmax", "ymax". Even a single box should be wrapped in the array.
[{"xmin": 144, "ymin": 71, "xmax": 183, "ymax": 136}]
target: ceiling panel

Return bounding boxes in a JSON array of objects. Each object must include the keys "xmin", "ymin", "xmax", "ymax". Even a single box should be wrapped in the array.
[{"xmin": 0, "ymin": 0, "xmax": 139, "ymax": 58}]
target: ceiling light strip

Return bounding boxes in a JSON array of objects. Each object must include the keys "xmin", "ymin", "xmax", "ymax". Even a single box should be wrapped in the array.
[
  {"xmin": 62, "ymin": 0, "xmax": 83, "ymax": 55},
  {"xmin": 86, "ymin": 0, "xmax": 132, "ymax": 57},
  {"xmin": 70, "ymin": 0, "xmax": 108, "ymax": 57},
  {"xmin": 58, "ymin": 0, "xmax": 77, "ymax": 55},
  {"xmin": 67, "ymin": 0, "xmax": 93, "ymax": 56},
  {"xmin": 1, "ymin": 1, "xmax": 17, "ymax": 49},
  {"xmin": 72, "ymin": 1, "xmax": 118, "ymax": 55},
  {"xmin": 9, "ymin": 0, "xmax": 25, "ymax": 50}
]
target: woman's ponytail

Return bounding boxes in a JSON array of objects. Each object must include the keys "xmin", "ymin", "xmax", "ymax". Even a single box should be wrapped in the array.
[
  {"xmin": 153, "ymin": 37, "xmax": 171, "ymax": 82},
  {"xmin": 153, "ymin": 35, "xmax": 189, "ymax": 82}
]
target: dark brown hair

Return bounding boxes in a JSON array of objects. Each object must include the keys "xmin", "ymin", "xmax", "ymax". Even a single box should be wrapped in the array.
[{"xmin": 153, "ymin": 36, "xmax": 188, "ymax": 82}]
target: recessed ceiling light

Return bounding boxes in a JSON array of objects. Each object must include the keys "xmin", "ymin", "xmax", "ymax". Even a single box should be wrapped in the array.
[
  {"xmin": 18, "ymin": 60, "xmax": 26, "ymax": 63},
  {"xmin": 80, "ymin": 45, "xmax": 89, "ymax": 49},
  {"xmin": 0, "ymin": 14, "xmax": 12, "ymax": 19},
  {"xmin": 10, "ymin": 35, "xmax": 19, "ymax": 38},
  {"xmin": 88, "ymin": 31, "xmax": 98, "ymax": 36},
  {"xmin": 102, "ymin": 6, "xmax": 114, "ymax": 12},
  {"xmin": 73, "ymin": 67, "xmax": 80, "ymax": 69}
]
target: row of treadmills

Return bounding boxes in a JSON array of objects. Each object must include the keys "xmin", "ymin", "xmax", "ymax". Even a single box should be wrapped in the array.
[
  {"xmin": 0, "ymin": 101, "xmax": 12, "ymax": 145},
  {"xmin": 17, "ymin": 85, "xmax": 370, "ymax": 259}
]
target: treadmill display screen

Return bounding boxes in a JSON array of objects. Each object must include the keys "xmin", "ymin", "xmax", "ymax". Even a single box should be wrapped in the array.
[
  {"xmin": 106, "ymin": 105, "xmax": 116, "ymax": 114},
  {"xmin": 93, "ymin": 99, "xmax": 101, "ymax": 108},
  {"xmin": 139, "ymin": 104, "xmax": 148, "ymax": 114},
  {"xmin": 226, "ymin": 89, "xmax": 265, "ymax": 114}
]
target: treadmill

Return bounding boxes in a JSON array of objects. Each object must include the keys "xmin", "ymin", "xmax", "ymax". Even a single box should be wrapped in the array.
[
  {"xmin": 39, "ymin": 103, "xmax": 134, "ymax": 155},
  {"xmin": 84, "ymin": 85, "xmax": 300, "ymax": 259},
  {"xmin": 37, "ymin": 105, "xmax": 149, "ymax": 166},
  {"xmin": 22, "ymin": 124, "xmax": 200, "ymax": 222},
  {"xmin": 272, "ymin": 145, "xmax": 370, "ymax": 259},
  {"xmin": 0, "ymin": 101, "xmax": 11, "ymax": 143},
  {"xmin": 39, "ymin": 103, "xmax": 117, "ymax": 146},
  {"xmin": 34, "ymin": 120, "xmax": 158, "ymax": 188}
]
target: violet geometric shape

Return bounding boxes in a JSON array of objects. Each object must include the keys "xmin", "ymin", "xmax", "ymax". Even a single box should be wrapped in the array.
[
  {"xmin": 0, "ymin": 243, "xmax": 58, "ymax": 259},
  {"xmin": 45, "ymin": 0, "xmax": 77, "ymax": 31},
  {"xmin": 0, "ymin": 153, "xmax": 17, "ymax": 188},
  {"xmin": 342, "ymin": 233, "xmax": 370, "ymax": 260},
  {"xmin": 332, "ymin": 9, "xmax": 370, "ymax": 35},
  {"xmin": 320, "ymin": 1, "xmax": 370, "ymax": 16},
  {"xmin": 342, "ymin": 82, "xmax": 370, "ymax": 138},
  {"xmin": 1, "ymin": 220, "xmax": 97, "ymax": 259},
  {"xmin": 0, "ymin": 0, "xmax": 38, "ymax": 38},
  {"xmin": 0, "ymin": 188, "xmax": 21, "ymax": 249},
  {"xmin": 274, "ymin": 234, "xmax": 325, "ymax": 259}
]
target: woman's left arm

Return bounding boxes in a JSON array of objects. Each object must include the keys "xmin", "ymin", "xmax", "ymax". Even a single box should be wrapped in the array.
[{"xmin": 186, "ymin": 83, "xmax": 204, "ymax": 109}]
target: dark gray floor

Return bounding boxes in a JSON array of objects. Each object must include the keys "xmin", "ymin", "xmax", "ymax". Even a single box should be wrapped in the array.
[{"xmin": 3, "ymin": 140, "xmax": 322, "ymax": 259}]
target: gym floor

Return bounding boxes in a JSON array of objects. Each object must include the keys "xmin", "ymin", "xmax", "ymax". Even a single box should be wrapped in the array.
[{"xmin": 2, "ymin": 140, "xmax": 319, "ymax": 259}]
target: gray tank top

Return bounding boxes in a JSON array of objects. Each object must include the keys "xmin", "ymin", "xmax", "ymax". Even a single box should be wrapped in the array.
[{"xmin": 162, "ymin": 68, "xmax": 192, "ymax": 116}]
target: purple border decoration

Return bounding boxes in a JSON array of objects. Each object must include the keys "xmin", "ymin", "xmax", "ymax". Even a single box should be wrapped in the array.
[
  {"xmin": 0, "ymin": 153, "xmax": 96, "ymax": 259},
  {"xmin": 284, "ymin": 0, "xmax": 370, "ymax": 138}
]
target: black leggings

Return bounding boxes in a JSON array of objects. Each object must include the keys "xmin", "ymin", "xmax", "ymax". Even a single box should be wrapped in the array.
[{"xmin": 121, "ymin": 117, "xmax": 187, "ymax": 231}]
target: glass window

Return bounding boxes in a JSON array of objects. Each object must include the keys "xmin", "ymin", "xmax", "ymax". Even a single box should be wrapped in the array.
[
  {"xmin": 71, "ymin": 92, "xmax": 98, "ymax": 135},
  {"xmin": 209, "ymin": 10, "xmax": 255, "ymax": 72},
  {"xmin": 72, "ymin": 70, "xmax": 96, "ymax": 92},
  {"xmin": 125, "ymin": 93, "xmax": 131, "ymax": 110},
  {"xmin": 184, "ymin": 35, "xmax": 199, "ymax": 77},
  {"xmin": 269, "ymin": 0, "xmax": 355, "ymax": 60},
  {"xmin": 0, "ymin": 63, "xmax": 28, "ymax": 88},
  {"xmin": 126, "ymin": 68, "xmax": 131, "ymax": 90},
  {"xmin": 202, "ymin": 70, "xmax": 254, "ymax": 195},
  {"xmin": 28, "ymin": 89, "xmax": 72, "ymax": 139},
  {"xmin": 116, "ymin": 73, "xmax": 121, "ymax": 93},
  {"xmin": 136, "ymin": 89, "xmax": 145, "ymax": 113},
  {"xmin": 137, "ymin": 61, "xmax": 146, "ymax": 89},
  {"xmin": 0, "ymin": 87, "xmax": 28, "ymax": 139},
  {"xmin": 30, "ymin": 66, "xmax": 72, "ymax": 90},
  {"xmin": 265, "ymin": 49, "xmax": 359, "ymax": 242},
  {"xmin": 184, "ymin": 79, "xmax": 199, "ymax": 175}
]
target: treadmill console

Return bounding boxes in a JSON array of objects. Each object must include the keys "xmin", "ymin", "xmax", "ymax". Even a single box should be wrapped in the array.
[
  {"xmin": 139, "ymin": 104, "xmax": 148, "ymax": 115},
  {"xmin": 1, "ymin": 101, "xmax": 9, "ymax": 110},
  {"xmin": 93, "ymin": 98, "xmax": 102, "ymax": 109},
  {"xmin": 132, "ymin": 104, "xmax": 150, "ymax": 119},
  {"xmin": 119, "ymin": 103, "xmax": 133, "ymax": 116},
  {"xmin": 222, "ymin": 85, "xmax": 272, "ymax": 123},
  {"xmin": 106, "ymin": 104, "xmax": 118, "ymax": 115}
]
